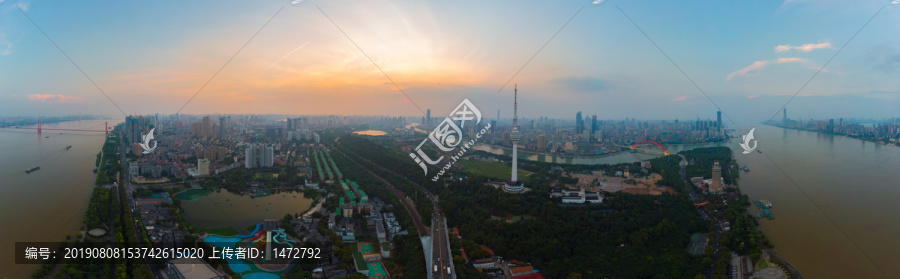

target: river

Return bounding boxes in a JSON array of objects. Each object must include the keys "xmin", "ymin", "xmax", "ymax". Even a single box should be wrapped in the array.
[
  {"xmin": 475, "ymin": 125, "xmax": 900, "ymax": 278},
  {"xmin": 0, "ymin": 120, "xmax": 110, "ymax": 278},
  {"xmin": 736, "ymin": 124, "xmax": 900, "ymax": 278}
]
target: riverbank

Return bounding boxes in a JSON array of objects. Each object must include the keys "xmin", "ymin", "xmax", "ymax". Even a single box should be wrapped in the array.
[
  {"xmin": 0, "ymin": 120, "xmax": 112, "ymax": 279},
  {"xmin": 735, "ymin": 124, "xmax": 900, "ymax": 277},
  {"xmin": 764, "ymin": 123, "xmax": 898, "ymax": 147}
]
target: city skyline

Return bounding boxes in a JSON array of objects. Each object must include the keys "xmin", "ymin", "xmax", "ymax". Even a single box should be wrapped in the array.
[{"xmin": 0, "ymin": 0, "xmax": 898, "ymax": 121}]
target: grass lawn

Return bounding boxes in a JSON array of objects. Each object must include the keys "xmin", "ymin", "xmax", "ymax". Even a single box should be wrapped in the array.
[
  {"xmin": 254, "ymin": 172, "xmax": 275, "ymax": 179},
  {"xmin": 199, "ymin": 227, "xmax": 239, "ymax": 236},
  {"xmin": 458, "ymin": 159, "xmax": 529, "ymax": 180},
  {"xmin": 755, "ymin": 257, "xmax": 770, "ymax": 271}
]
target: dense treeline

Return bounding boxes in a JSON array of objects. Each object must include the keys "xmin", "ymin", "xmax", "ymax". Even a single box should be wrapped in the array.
[
  {"xmin": 681, "ymin": 147, "xmax": 737, "ymax": 184},
  {"xmin": 328, "ymin": 147, "xmax": 428, "ymax": 278},
  {"xmin": 334, "ymin": 137, "xmax": 434, "ymax": 224},
  {"xmin": 441, "ymin": 177, "xmax": 707, "ymax": 278},
  {"xmin": 335, "ymin": 134, "xmax": 709, "ymax": 278},
  {"xmin": 95, "ymin": 133, "xmax": 122, "ymax": 185}
]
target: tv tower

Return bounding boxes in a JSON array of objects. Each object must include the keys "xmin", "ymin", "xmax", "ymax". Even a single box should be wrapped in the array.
[{"xmin": 505, "ymin": 85, "xmax": 524, "ymax": 192}]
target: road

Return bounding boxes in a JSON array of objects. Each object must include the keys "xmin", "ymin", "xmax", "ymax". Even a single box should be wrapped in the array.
[
  {"xmin": 430, "ymin": 208, "xmax": 454, "ymax": 279},
  {"xmin": 118, "ymin": 134, "xmax": 164, "ymax": 279}
]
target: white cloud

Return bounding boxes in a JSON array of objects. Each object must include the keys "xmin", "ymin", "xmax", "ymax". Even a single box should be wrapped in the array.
[
  {"xmin": 775, "ymin": 42, "xmax": 832, "ymax": 53},
  {"xmin": 727, "ymin": 58, "xmax": 805, "ymax": 80},
  {"xmin": 727, "ymin": 60, "xmax": 769, "ymax": 80}
]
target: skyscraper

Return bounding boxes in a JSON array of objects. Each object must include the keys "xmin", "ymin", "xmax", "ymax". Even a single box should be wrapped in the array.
[
  {"xmin": 426, "ymin": 109, "xmax": 431, "ymax": 125},
  {"xmin": 505, "ymin": 85, "xmax": 524, "ymax": 193},
  {"xmin": 202, "ymin": 116, "xmax": 211, "ymax": 138},
  {"xmin": 245, "ymin": 144, "xmax": 274, "ymax": 169},
  {"xmin": 710, "ymin": 161, "xmax": 722, "ymax": 193},
  {"xmin": 783, "ymin": 108, "xmax": 787, "ymax": 122},
  {"xmin": 198, "ymin": 158, "xmax": 210, "ymax": 176},
  {"xmin": 591, "ymin": 115, "xmax": 598, "ymax": 141},
  {"xmin": 125, "ymin": 115, "xmax": 154, "ymax": 144},
  {"xmin": 716, "ymin": 111, "xmax": 722, "ymax": 132},
  {"xmin": 575, "ymin": 111, "xmax": 583, "ymax": 134},
  {"xmin": 537, "ymin": 134, "xmax": 547, "ymax": 151},
  {"xmin": 219, "ymin": 117, "xmax": 227, "ymax": 138}
]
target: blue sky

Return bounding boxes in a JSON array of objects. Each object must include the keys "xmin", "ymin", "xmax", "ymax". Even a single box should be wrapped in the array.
[{"xmin": 0, "ymin": 0, "xmax": 898, "ymax": 123}]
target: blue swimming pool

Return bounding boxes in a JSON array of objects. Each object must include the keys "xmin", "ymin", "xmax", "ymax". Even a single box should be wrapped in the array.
[
  {"xmin": 203, "ymin": 235, "xmax": 241, "ymax": 247},
  {"xmin": 243, "ymin": 272, "xmax": 280, "ymax": 279},
  {"xmin": 225, "ymin": 258, "xmax": 251, "ymax": 273}
]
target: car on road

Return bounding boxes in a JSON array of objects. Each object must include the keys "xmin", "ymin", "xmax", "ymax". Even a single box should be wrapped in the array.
[
  {"xmin": 434, "ymin": 265, "xmax": 438, "ymax": 272},
  {"xmin": 446, "ymin": 267, "xmax": 451, "ymax": 275}
]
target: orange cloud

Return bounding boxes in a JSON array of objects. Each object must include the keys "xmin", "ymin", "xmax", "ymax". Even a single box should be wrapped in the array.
[
  {"xmin": 776, "ymin": 57, "xmax": 804, "ymax": 63},
  {"xmin": 28, "ymin": 94, "xmax": 83, "ymax": 103},
  {"xmin": 671, "ymin": 96, "xmax": 688, "ymax": 102}
]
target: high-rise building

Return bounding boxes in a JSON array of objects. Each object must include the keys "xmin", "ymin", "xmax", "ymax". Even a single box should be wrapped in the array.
[
  {"xmin": 125, "ymin": 115, "xmax": 153, "ymax": 144},
  {"xmin": 505, "ymin": 85, "xmax": 524, "ymax": 193},
  {"xmin": 219, "ymin": 117, "xmax": 227, "ymax": 137},
  {"xmin": 575, "ymin": 111, "xmax": 583, "ymax": 134},
  {"xmin": 191, "ymin": 122, "xmax": 202, "ymax": 137},
  {"xmin": 710, "ymin": 161, "xmax": 722, "ymax": 193},
  {"xmin": 244, "ymin": 144, "xmax": 274, "ymax": 169},
  {"xmin": 591, "ymin": 115, "xmax": 598, "ymax": 140},
  {"xmin": 197, "ymin": 158, "xmax": 210, "ymax": 176},
  {"xmin": 202, "ymin": 116, "xmax": 211, "ymax": 138},
  {"xmin": 537, "ymin": 134, "xmax": 547, "ymax": 151},
  {"xmin": 426, "ymin": 109, "xmax": 431, "ymax": 125},
  {"xmin": 716, "ymin": 111, "xmax": 722, "ymax": 132},
  {"xmin": 783, "ymin": 108, "xmax": 787, "ymax": 122}
]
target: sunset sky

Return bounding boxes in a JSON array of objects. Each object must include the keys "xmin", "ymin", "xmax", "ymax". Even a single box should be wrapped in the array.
[{"xmin": 1, "ymin": 0, "xmax": 898, "ymax": 122}]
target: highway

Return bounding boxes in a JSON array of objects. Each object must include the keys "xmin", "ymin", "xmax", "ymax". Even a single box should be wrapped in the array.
[{"xmin": 430, "ymin": 210, "xmax": 453, "ymax": 279}]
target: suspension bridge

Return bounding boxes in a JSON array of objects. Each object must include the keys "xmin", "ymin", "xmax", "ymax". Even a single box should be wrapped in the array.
[{"xmin": 1, "ymin": 120, "xmax": 110, "ymax": 135}]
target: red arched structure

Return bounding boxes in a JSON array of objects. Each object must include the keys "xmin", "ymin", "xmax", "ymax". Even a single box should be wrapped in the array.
[{"xmin": 630, "ymin": 140, "xmax": 669, "ymax": 155}]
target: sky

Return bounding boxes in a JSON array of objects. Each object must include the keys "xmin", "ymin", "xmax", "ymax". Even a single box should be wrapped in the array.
[{"xmin": 0, "ymin": 0, "xmax": 898, "ymax": 123}]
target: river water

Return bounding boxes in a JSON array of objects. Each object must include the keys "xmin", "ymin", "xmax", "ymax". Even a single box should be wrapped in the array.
[
  {"xmin": 474, "ymin": 125, "xmax": 900, "ymax": 278},
  {"xmin": 736, "ymin": 124, "xmax": 900, "ymax": 278},
  {"xmin": 0, "ymin": 120, "xmax": 110, "ymax": 278}
]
